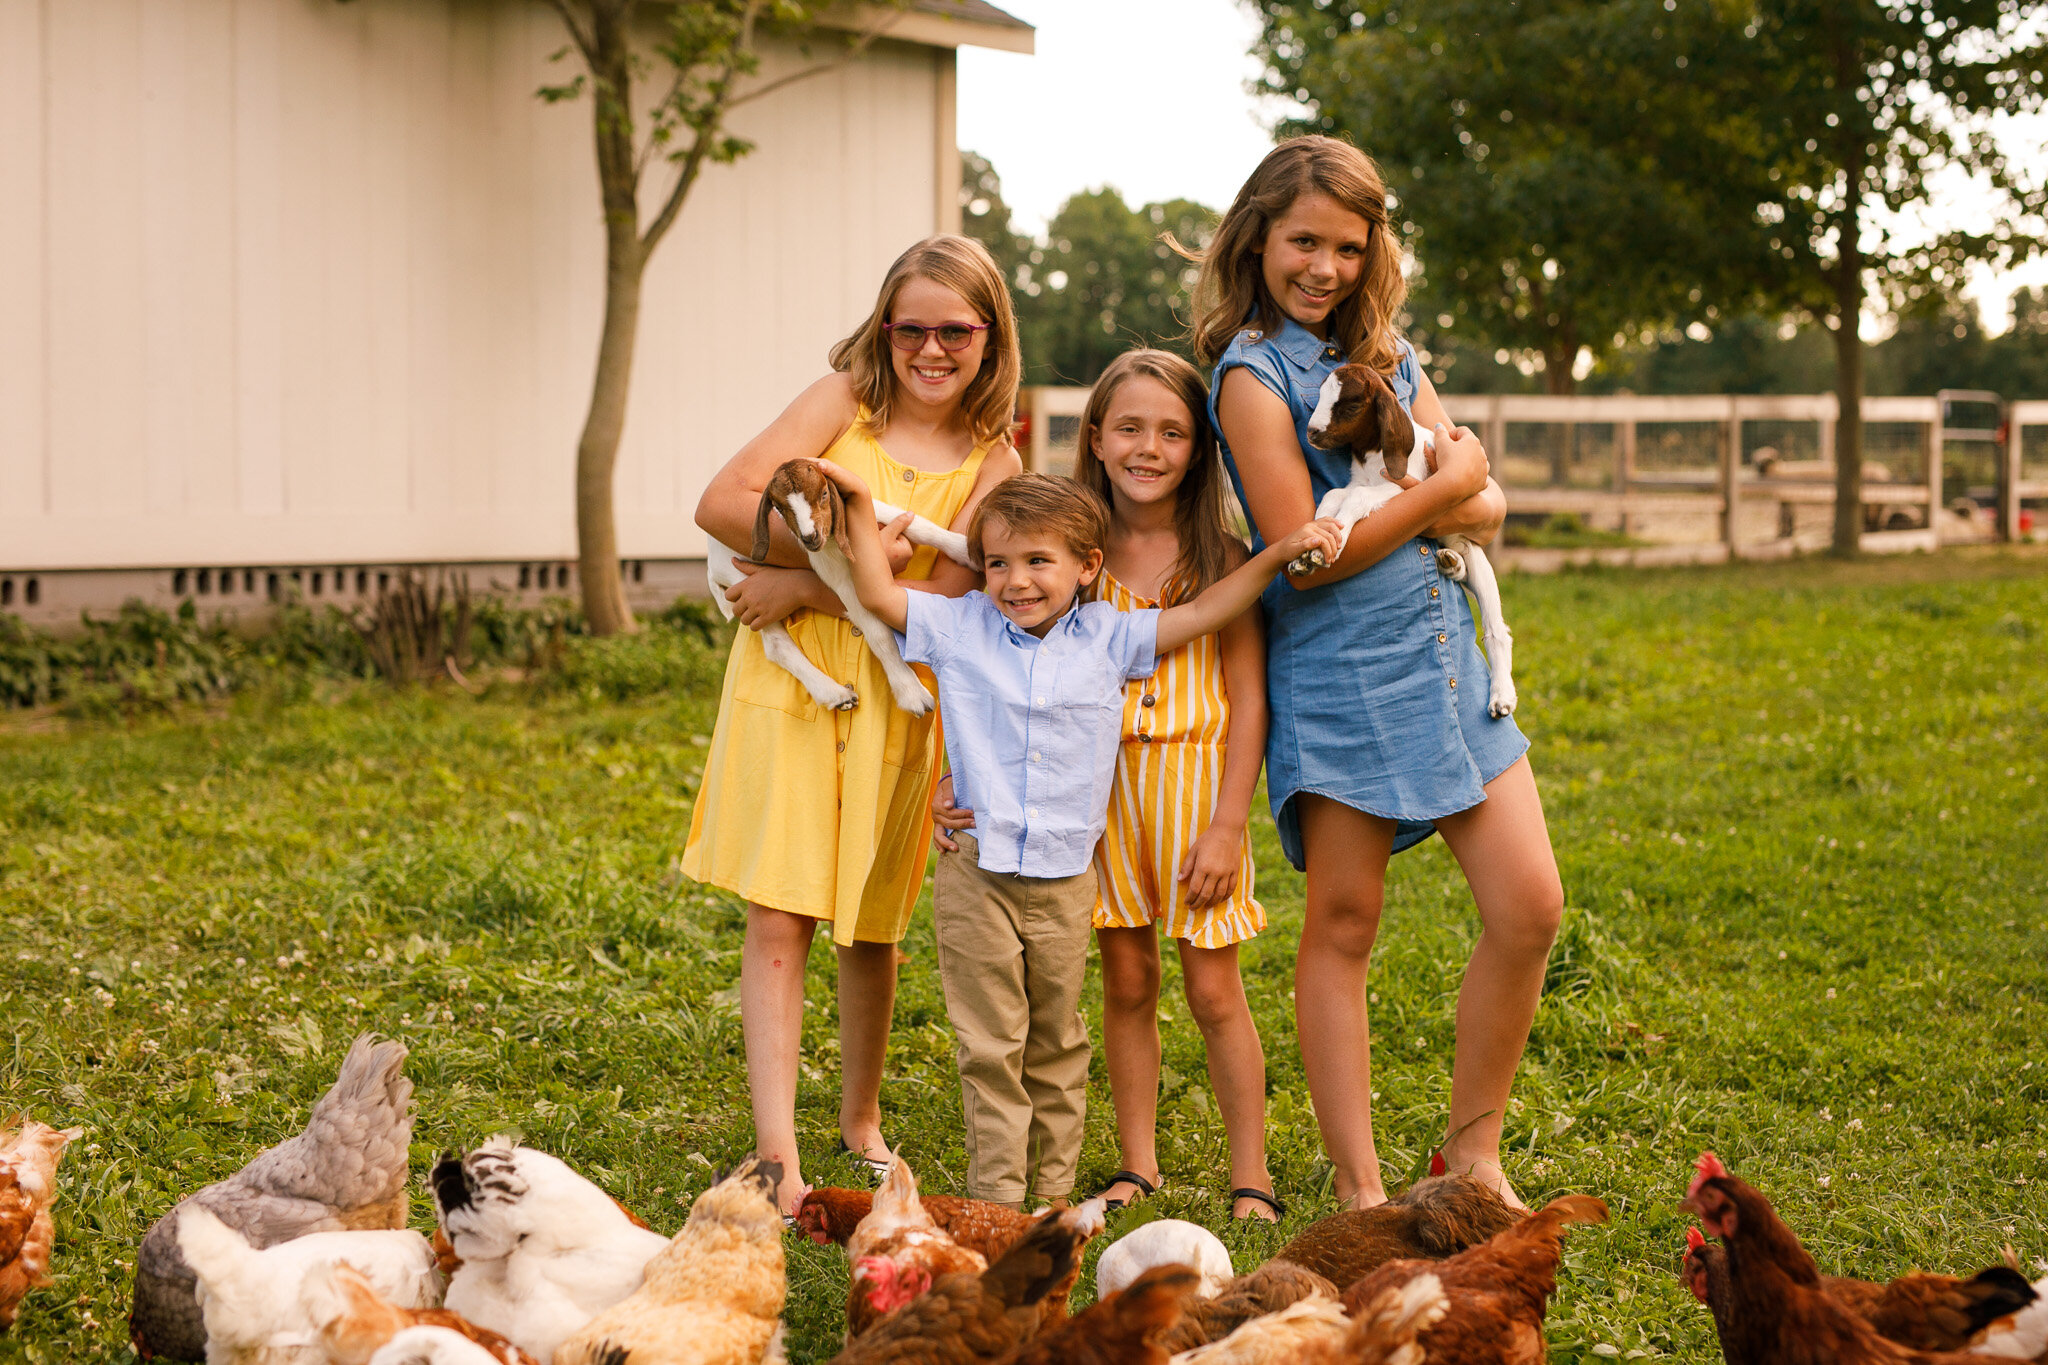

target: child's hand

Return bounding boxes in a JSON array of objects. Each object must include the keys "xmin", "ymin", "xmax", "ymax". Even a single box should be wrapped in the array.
[
  {"xmin": 929, "ymin": 773, "xmax": 975, "ymax": 853},
  {"xmin": 1428, "ymin": 424, "xmax": 1490, "ymax": 497},
  {"xmin": 1274, "ymin": 517, "xmax": 1345, "ymax": 571},
  {"xmin": 812, "ymin": 458, "xmax": 874, "ymax": 509},
  {"xmin": 1178, "ymin": 822, "xmax": 1243, "ymax": 909}
]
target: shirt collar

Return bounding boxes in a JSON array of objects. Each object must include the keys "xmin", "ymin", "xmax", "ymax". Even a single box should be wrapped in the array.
[{"xmin": 1274, "ymin": 315, "xmax": 1343, "ymax": 370}]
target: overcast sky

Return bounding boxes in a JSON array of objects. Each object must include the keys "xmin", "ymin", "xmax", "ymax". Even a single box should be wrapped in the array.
[{"xmin": 957, "ymin": 0, "xmax": 2048, "ymax": 334}]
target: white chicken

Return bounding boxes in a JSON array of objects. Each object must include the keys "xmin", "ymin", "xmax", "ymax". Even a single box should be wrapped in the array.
[
  {"xmin": 366, "ymin": 1327, "xmax": 509, "ymax": 1365},
  {"xmin": 1970, "ymin": 1269, "xmax": 2048, "ymax": 1357},
  {"xmin": 176, "ymin": 1206, "xmax": 439, "ymax": 1365},
  {"xmin": 430, "ymin": 1137, "xmax": 669, "ymax": 1365},
  {"xmin": 1096, "ymin": 1219, "xmax": 1234, "ymax": 1300}
]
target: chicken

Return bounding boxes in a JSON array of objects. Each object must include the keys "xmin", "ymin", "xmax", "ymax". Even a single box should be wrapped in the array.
[
  {"xmin": 432, "ymin": 1137, "xmax": 671, "ymax": 1365},
  {"xmin": 797, "ymin": 1186, "xmax": 1038, "ymax": 1269},
  {"xmin": 1968, "ymin": 1264, "xmax": 2048, "ymax": 1359},
  {"xmin": 992, "ymin": 1262, "xmax": 1199, "ymax": 1365},
  {"xmin": 1156, "ymin": 1260, "xmax": 1340, "ymax": 1355},
  {"xmin": 825, "ymin": 1199, "xmax": 1106, "ymax": 1365},
  {"xmin": 1684, "ymin": 1153, "xmax": 2041, "ymax": 1365},
  {"xmin": 552, "ymin": 1158, "xmax": 785, "ymax": 1365},
  {"xmin": 365, "ymin": 1328, "xmax": 517, "ymax": 1365},
  {"xmin": 1683, "ymin": 1226, "xmax": 2037, "ymax": 1357},
  {"xmin": 1272, "ymin": 1175, "xmax": 1522, "ymax": 1292},
  {"xmin": 176, "ymin": 1206, "xmax": 438, "ymax": 1365},
  {"xmin": 1304, "ymin": 1274, "xmax": 1450, "ymax": 1365},
  {"xmin": 1096, "ymin": 1221, "xmax": 1233, "ymax": 1300},
  {"xmin": 0, "ymin": 1119, "xmax": 83, "ymax": 1332},
  {"xmin": 300, "ymin": 1261, "xmax": 536, "ymax": 1365},
  {"xmin": 845, "ymin": 1157, "xmax": 988, "ymax": 1338},
  {"xmin": 134, "ymin": 1035, "xmax": 416, "ymax": 1361},
  {"xmin": 1339, "ymin": 1193, "xmax": 1609, "ymax": 1364},
  {"xmin": 1168, "ymin": 1295, "xmax": 1353, "ymax": 1364}
]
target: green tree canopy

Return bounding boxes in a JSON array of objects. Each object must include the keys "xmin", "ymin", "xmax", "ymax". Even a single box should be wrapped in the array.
[{"xmin": 961, "ymin": 154, "xmax": 1218, "ymax": 386}]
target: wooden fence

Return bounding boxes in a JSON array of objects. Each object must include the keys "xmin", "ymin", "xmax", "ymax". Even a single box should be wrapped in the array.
[{"xmin": 1023, "ymin": 387, "xmax": 2047, "ymax": 562}]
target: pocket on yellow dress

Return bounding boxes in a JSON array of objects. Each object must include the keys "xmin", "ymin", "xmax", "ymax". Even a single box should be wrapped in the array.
[{"xmin": 731, "ymin": 613, "xmax": 837, "ymax": 721}]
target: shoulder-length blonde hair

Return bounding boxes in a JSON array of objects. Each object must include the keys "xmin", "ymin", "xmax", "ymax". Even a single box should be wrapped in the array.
[
  {"xmin": 828, "ymin": 235, "xmax": 1021, "ymax": 453},
  {"xmin": 1072, "ymin": 349, "xmax": 1243, "ymax": 607},
  {"xmin": 1181, "ymin": 136, "xmax": 1406, "ymax": 377}
]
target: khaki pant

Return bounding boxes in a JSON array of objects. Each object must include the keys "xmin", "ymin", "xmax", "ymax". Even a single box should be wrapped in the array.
[{"xmin": 933, "ymin": 833, "xmax": 1094, "ymax": 1205}]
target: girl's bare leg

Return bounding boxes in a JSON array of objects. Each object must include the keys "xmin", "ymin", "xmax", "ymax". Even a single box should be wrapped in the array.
[
  {"xmin": 741, "ymin": 904, "xmax": 821, "ymax": 1213},
  {"xmin": 1432, "ymin": 757, "xmax": 1563, "ymax": 1211},
  {"xmin": 1294, "ymin": 795, "xmax": 1397, "ymax": 1208},
  {"xmin": 834, "ymin": 939, "xmax": 900, "ymax": 1164},
  {"xmin": 1176, "ymin": 940, "xmax": 1276, "ymax": 1219},
  {"xmin": 1096, "ymin": 925, "xmax": 1164, "ymax": 1203}
]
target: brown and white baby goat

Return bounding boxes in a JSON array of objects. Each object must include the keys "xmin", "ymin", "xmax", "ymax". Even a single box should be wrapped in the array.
[
  {"xmin": 1299, "ymin": 364, "xmax": 1518, "ymax": 718},
  {"xmin": 707, "ymin": 459, "xmax": 973, "ymax": 715}
]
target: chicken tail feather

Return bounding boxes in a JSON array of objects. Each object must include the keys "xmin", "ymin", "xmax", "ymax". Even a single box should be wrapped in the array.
[{"xmin": 1346, "ymin": 1272, "xmax": 1449, "ymax": 1365}]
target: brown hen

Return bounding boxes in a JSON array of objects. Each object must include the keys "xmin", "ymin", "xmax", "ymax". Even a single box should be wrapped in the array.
[
  {"xmin": 1274, "ymin": 1175, "xmax": 1522, "ymax": 1291},
  {"xmin": 0, "ymin": 1120, "xmax": 83, "ymax": 1332},
  {"xmin": 990, "ymin": 1262, "xmax": 1197, "ymax": 1365},
  {"xmin": 1155, "ymin": 1259, "xmax": 1339, "ymax": 1354},
  {"xmin": 1685, "ymin": 1152, "xmax": 2043, "ymax": 1365},
  {"xmin": 798, "ymin": 1186, "xmax": 1039, "ymax": 1267},
  {"xmin": 1684, "ymin": 1225, "xmax": 2036, "ymax": 1358},
  {"xmin": 826, "ymin": 1199, "xmax": 1105, "ymax": 1365},
  {"xmin": 1340, "ymin": 1192, "xmax": 1609, "ymax": 1364},
  {"xmin": 844, "ymin": 1158, "xmax": 990, "ymax": 1339}
]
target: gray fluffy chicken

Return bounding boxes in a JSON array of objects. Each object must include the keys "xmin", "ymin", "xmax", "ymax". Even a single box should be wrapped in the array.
[{"xmin": 131, "ymin": 1035, "xmax": 416, "ymax": 1360}]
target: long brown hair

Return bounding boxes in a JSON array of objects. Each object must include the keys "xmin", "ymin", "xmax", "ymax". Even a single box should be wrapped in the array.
[
  {"xmin": 1072, "ymin": 349, "xmax": 1243, "ymax": 606},
  {"xmin": 828, "ymin": 235, "xmax": 1021, "ymax": 453},
  {"xmin": 1180, "ymin": 137, "xmax": 1406, "ymax": 376}
]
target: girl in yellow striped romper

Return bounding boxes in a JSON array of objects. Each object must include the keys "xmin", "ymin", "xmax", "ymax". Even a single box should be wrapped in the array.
[{"xmin": 934, "ymin": 349, "xmax": 1279, "ymax": 1221}]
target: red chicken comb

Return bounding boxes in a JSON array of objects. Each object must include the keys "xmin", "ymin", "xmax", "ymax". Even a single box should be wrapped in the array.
[
  {"xmin": 1685, "ymin": 1226, "xmax": 1706, "ymax": 1251},
  {"xmin": 1687, "ymin": 1151, "xmax": 1728, "ymax": 1200},
  {"xmin": 1430, "ymin": 1151, "xmax": 1447, "ymax": 1177}
]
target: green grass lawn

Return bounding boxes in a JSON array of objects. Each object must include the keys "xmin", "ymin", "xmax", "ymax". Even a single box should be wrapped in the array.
[{"xmin": 3, "ymin": 549, "xmax": 2045, "ymax": 1363}]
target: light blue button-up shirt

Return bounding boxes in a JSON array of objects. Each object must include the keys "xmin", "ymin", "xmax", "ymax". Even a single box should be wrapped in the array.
[{"xmin": 900, "ymin": 591, "xmax": 1159, "ymax": 878}]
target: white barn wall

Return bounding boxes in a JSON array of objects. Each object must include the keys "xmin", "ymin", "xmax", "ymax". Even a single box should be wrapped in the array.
[{"xmin": 0, "ymin": 0, "xmax": 946, "ymax": 572}]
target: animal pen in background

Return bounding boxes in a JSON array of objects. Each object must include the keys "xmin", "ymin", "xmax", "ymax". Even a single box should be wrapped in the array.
[{"xmin": 1021, "ymin": 389, "xmax": 2048, "ymax": 565}]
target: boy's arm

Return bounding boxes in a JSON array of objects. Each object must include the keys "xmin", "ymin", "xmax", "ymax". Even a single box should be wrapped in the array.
[
  {"xmin": 1153, "ymin": 518, "xmax": 1343, "ymax": 656},
  {"xmin": 814, "ymin": 461, "xmax": 912, "ymax": 634}
]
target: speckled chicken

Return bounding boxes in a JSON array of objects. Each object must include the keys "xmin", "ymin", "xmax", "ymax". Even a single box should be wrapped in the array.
[
  {"xmin": 0, "ymin": 1119, "xmax": 84, "ymax": 1331},
  {"xmin": 552, "ymin": 1158, "xmax": 785, "ymax": 1365},
  {"xmin": 301, "ymin": 1260, "xmax": 536, "ymax": 1365},
  {"xmin": 1339, "ymin": 1193, "xmax": 1609, "ymax": 1365},
  {"xmin": 432, "ymin": 1137, "xmax": 671, "ymax": 1365},
  {"xmin": 1271, "ymin": 1175, "xmax": 1522, "ymax": 1293},
  {"xmin": 133, "ymin": 1036, "xmax": 416, "ymax": 1362}
]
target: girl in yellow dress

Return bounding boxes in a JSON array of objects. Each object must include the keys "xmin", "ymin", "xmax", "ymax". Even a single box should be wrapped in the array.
[{"xmin": 685, "ymin": 236, "xmax": 1022, "ymax": 1213}]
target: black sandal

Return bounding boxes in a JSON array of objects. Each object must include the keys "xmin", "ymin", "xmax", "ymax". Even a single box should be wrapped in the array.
[
  {"xmin": 1093, "ymin": 1170, "xmax": 1159, "ymax": 1212},
  {"xmin": 836, "ymin": 1137, "xmax": 894, "ymax": 1183},
  {"xmin": 1230, "ymin": 1186, "xmax": 1286, "ymax": 1222}
]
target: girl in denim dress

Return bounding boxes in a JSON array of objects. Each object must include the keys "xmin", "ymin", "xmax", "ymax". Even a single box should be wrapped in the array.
[{"xmin": 1190, "ymin": 136, "xmax": 1564, "ymax": 1210}]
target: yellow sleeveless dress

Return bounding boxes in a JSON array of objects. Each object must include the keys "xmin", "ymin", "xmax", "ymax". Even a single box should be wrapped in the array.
[
  {"xmin": 1091, "ymin": 568, "xmax": 1265, "ymax": 949},
  {"xmin": 682, "ymin": 417, "xmax": 989, "ymax": 945}
]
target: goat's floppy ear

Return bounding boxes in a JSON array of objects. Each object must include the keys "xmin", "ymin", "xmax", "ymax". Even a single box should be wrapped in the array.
[
  {"xmin": 824, "ymin": 480, "xmax": 853, "ymax": 560},
  {"xmin": 751, "ymin": 471, "xmax": 787, "ymax": 563},
  {"xmin": 1376, "ymin": 383, "xmax": 1415, "ymax": 478}
]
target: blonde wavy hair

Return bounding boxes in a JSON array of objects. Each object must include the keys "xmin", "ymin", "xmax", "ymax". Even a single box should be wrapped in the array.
[
  {"xmin": 1182, "ymin": 136, "xmax": 1407, "ymax": 377},
  {"xmin": 828, "ymin": 235, "xmax": 1021, "ymax": 453},
  {"xmin": 1071, "ymin": 350, "xmax": 1243, "ymax": 606}
]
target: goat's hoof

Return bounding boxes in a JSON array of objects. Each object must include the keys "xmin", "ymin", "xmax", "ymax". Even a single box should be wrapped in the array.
[
  {"xmin": 1287, "ymin": 550, "xmax": 1326, "ymax": 576},
  {"xmin": 826, "ymin": 689, "xmax": 859, "ymax": 711},
  {"xmin": 1435, "ymin": 548, "xmax": 1467, "ymax": 579},
  {"xmin": 891, "ymin": 684, "xmax": 937, "ymax": 715},
  {"xmin": 1488, "ymin": 690, "xmax": 1517, "ymax": 719}
]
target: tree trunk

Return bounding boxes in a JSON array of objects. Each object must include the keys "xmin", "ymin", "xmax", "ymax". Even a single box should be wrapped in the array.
[
  {"xmin": 576, "ymin": 244, "xmax": 645, "ymax": 635},
  {"xmin": 1829, "ymin": 298, "xmax": 1864, "ymax": 558}
]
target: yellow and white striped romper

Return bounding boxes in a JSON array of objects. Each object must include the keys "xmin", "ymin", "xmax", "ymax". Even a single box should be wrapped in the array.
[{"xmin": 1092, "ymin": 568, "xmax": 1265, "ymax": 949}]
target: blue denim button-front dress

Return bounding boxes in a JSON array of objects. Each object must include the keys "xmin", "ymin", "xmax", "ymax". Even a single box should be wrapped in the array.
[{"xmin": 1211, "ymin": 317, "xmax": 1529, "ymax": 869}]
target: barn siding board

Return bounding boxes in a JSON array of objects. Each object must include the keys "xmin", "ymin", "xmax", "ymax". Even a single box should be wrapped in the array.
[
  {"xmin": 0, "ymin": 0, "xmax": 50, "ymax": 517},
  {"xmin": 4, "ymin": 0, "xmax": 971, "ymax": 570}
]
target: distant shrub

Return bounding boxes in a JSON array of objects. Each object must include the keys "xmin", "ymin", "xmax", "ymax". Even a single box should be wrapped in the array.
[{"xmin": 544, "ymin": 619, "xmax": 732, "ymax": 702}]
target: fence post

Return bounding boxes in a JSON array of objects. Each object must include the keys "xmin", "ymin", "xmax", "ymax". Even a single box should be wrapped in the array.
[
  {"xmin": 1616, "ymin": 419, "xmax": 1636, "ymax": 535},
  {"xmin": 1926, "ymin": 399, "xmax": 1944, "ymax": 539},
  {"xmin": 1721, "ymin": 398, "xmax": 1741, "ymax": 556}
]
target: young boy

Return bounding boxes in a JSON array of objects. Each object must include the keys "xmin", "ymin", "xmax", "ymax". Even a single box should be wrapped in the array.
[{"xmin": 817, "ymin": 464, "xmax": 1340, "ymax": 1207}]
